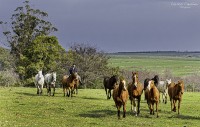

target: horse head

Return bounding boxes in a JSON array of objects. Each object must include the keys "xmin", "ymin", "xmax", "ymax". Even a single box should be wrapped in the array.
[
  {"xmin": 132, "ymin": 72, "xmax": 139, "ymax": 87},
  {"xmin": 119, "ymin": 77, "xmax": 127, "ymax": 91},
  {"xmin": 71, "ymin": 72, "xmax": 79, "ymax": 84},
  {"xmin": 152, "ymin": 75, "xmax": 159, "ymax": 87},
  {"xmin": 177, "ymin": 80, "xmax": 184, "ymax": 94},
  {"xmin": 147, "ymin": 80, "xmax": 155, "ymax": 91},
  {"xmin": 38, "ymin": 70, "xmax": 43, "ymax": 79},
  {"xmin": 52, "ymin": 72, "xmax": 57, "ymax": 83}
]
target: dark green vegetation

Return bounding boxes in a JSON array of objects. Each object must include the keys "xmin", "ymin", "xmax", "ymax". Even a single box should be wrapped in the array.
[{"xmin": 0, "ymin": 87, "xmax": 200, "ymax": 127}]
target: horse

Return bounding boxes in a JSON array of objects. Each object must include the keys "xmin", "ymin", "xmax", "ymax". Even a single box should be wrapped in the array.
[
  {"xmin": 73, "ymin": 74, "xmax": 82, "ymax": 95},
  {"xmin": 128, "ymin": 72, "xmax": 143, "ymax": 116},
  {"xmin": 34, "ymin": 70, "xmax": 44, "ymax": 95},
  {"xmin": 112, "ymin": 77, "xmax": 128, "ymax": 119},
  {"xmin": 104, "ymin": 75, "xmax": 119, "ymax": 99},
  {"xmin": 167, "ymin": 80, "xmax": 184, "ymax": 114},
  {"xmin": 44, "ymin": 72, "xmax": 56, "ymax": 96},
  {"xmin": 156, "ymin": 79, "xmax": 169, "ymax": 104},
  {"xmin": 146, "ymin": 80, "xmax": 160, "ymax": 118},
  {"xmin": 62, "ymin": 72, "xmax": 79, "ymax": 97},
  {"xmin": 144, "ymin": 75, "xmax": 168, "ymax": 104}
]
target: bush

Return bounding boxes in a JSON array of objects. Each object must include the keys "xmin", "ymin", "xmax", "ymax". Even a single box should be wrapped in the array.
[{"xmin": 0, "ymin": 70, "xmax": 20, "ymax": 87}]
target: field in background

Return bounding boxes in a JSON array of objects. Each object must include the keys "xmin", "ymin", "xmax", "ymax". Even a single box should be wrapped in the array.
[
  {"xmin": 0, "ymin": 87, "xmax": 200, "ymax": 127},
  {"xmin": 108, "ymin": 52, "xmax": 200, "ymax": 76}
]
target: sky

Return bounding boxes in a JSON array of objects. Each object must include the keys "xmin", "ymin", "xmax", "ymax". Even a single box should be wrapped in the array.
[{"xmin": 0, "ymin": 0, "xmax": 200, "ymax": 53}]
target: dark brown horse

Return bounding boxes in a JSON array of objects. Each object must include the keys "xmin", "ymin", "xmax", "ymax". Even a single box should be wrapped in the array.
[
  {"xmin": 113, "ymin": 78, "xmax": 128, "ymax": 119},
  {"xmin": 168, "ymin": 80, "xmax": 184, "ymax": 114},
  {"xmin": 146, "ymin": 80, "xmax": 160, "ymax": 118},
  {"xmin": 62, "ymin": 73, "xmax": 79, "ymax": 97},
  {"xmin": 104, "ymin": 75, "xmax": 119, "ymax": 99},
  {"xmin": 128, "ymin": 72, "xmax": 143, "ymax": 116}
]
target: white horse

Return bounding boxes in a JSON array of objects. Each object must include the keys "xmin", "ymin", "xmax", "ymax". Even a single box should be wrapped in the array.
[
  {"xmin": 34, "ymin": 70, "xmax": 44, "ymax": 95},
  {"xmin": 157, "ymin": 79, "xmax": 170, "ymax": 104},
  {"xmin": 44, "ymin": 72, "xmax": 57, "ymax": 96}
]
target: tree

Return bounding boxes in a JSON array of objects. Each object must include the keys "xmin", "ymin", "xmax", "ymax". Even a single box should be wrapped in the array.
[
  {"xmin": 0, "ymin": 0, "xmax": 58, "ymax": 80},
  {"xmin": 22, "ymin": 36, "xmax": 65, "ymax": 79},
  {"xmin": 68, "ymin": 43, "xmax": 117, "ymax": 88}
]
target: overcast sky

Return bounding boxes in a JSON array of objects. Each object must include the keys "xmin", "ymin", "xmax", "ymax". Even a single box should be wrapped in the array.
[{"xmin": 0, "ymin": 0, "xmax": 200, "ymax": 52}]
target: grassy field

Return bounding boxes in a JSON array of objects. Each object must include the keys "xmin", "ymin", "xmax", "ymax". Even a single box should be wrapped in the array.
[
  {"xmin": 1, "ymin": 87, "xmax": 200, "ymax": 127},
  {"xmin": 108, "ymin": 53, "xmax": 200, "ymax": 76}
]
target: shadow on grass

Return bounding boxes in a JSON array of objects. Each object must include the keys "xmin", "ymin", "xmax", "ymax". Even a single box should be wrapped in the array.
[
  {"xmin": 168, "ymin": 114, "xmax": 200, "ymax": 120},
  {"xmin": 80, "ymin": 96, "xmax": 106, "ymax": 100},
  {"xmin": 78, "ymin": 109, "xmax": 116, "ymax": 118},
  {"xmin": 15, "ymin": 91, "xmax": 65, "ymax": 97},
  {"xmin": 15, "ymin": 92, "xmax": 37, "ymax": 96}
]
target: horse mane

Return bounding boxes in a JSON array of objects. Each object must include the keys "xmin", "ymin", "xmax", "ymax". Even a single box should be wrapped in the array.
[
  {"xmin": 152, "ymin": 75, "xmax": 159, "ymax": 87},
  {"xmin": 68, "ymin": 73, "xmax": 77, "ymax": 82},
  {"xmin": 109, "ymin": 75, "xmax": 118, "ymax": 87},
  {"xmin": 144, "ymin": 78, "xmax": 150, "ymax": 90}
]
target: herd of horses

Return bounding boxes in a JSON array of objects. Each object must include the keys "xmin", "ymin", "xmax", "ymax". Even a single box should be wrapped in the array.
[
  {"xmin": 34, "ymin": 70, "xmax": 81, "ymax": 97},
  {"xmin": 104, "ymin": 72, "xmax": 184, "ymax": 119},
  {"xmin": 34, "ymin": 70, "xmax": 184, "ymax": 119}
]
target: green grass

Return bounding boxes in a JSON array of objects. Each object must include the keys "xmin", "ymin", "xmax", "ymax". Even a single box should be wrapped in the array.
[
  {"xmin": 1, "ymin": 87, "xmax": 200, "ymax": 127},
  {"xmin": 108, "ymin": 54, "xmax": 200, "ymax": 76}
]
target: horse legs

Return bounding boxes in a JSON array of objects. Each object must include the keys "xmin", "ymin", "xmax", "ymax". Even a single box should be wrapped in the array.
[
  {"xmin": 63, "ymin": 87, "xmax": 66, "ymax": 97},
  {"xmin": 107, "ymin": 89, "xmax": 111, "ymax": 99},
  {"xmin": 40, "ymin": 85, "xmax": 43, "ymax": 95},
  {"xmin": 152, "ymin": 103, "xmax": 155, "ymax": 115},
  {"xmin": 137, "ymin": 97, "xmax": 141, "ymax": 115},
  {"xmin": 178, "ymin": 100, "xmax": 181, "ymax": 115},
  {"xmin": 150, "ymin": 103, "xmax": 153, "ymax": 115},
  {"xmin": 156, "ymin": 102, "xmax": 159, "ymax": 118},
  {"xmin": 117, "ymin": 106, "xmax": 121, "ymax": 119},
  {"xmin": 67, "ymin": 88, "xmax": 70, "ymax": 97},
  {"xmin": 123, "ymin": 104, "xmax": 126, "ymax": 118},
  {"xmin": 37, "ymin": 85, "xmax": 39, "ymax": 95},
  {"xmin": 173, "ymin": 100, "xmax": 177, "ymax": 112},
  {"xmin": 130, "ymin": 97, "xmax": 137, "ymax": 116},
  {"xmin": 53, "ymin": 85, "xmax": 55, "ymax": 96},
  {"xmin": 76, "ymin": 85, "xmax": 78, "ymax": 95},
  {"xmin": 48, "ymin": 84, "xmax": 51, "ymax": 96},
  {"xmin": 170, "ymin": 98, "xmax": 173, "ymax": 111}
]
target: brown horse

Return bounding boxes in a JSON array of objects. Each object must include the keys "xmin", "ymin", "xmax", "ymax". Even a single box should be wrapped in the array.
[
  {"xmin": 146, "ymin": 80, "xmax": 160, "ymax": 118},
  {"xmin": 62, "ymin": 73, "xmax": 79, "ymax": 97},
  {"xmin": 127, "ymin": 72, "xmax": 143, "ymax": 116},
  {"xmin": 104, "ymin": 75, "xmax": 119, "ymax": 99},
  {"xmin": 167, "ymin": 80, "xmax": 184, "ymax": 114},
  {"xmin": 113, "ymin": 78, "xmax": 128, "ymax": 119}
]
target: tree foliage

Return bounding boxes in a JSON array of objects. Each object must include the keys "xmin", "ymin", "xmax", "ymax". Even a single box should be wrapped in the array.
[
  {"xmin": 0, "ymin": 1, "xmax": 60, "ymax": 82},
  {"xmin": 21, "ymin": 36, "xmax": 66, "ymax": 80},
  {"xmin": 68, "ymin": 43, "xmax": 118, "ymax": 88}
]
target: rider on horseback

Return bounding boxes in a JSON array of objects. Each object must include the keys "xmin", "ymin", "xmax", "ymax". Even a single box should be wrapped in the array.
[
  {"xmin": 69, "ymin": 64, "xmax": 77, "ymax": 75},
  {"xmin": 69, "ymin": 64, "xmax": 82, "ymax": 85}
]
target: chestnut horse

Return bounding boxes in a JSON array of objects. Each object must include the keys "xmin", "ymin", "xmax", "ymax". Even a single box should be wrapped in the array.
[
  {"xmin": 167, "ymin": 80, "xmax": 184, "ymax": 114},
  {"xmin": 113, "ymin": 78, "xmax": 128, "ymax": 119},
  {"xmin": 144, "ymin": 75, "xmax": 168, "ymax": 104},
  {"xmin": 104, "ymin": 75, "xmax": 119, "ymax": 99},
  {"xmin": 128, "ymin": 72, "xmax": 143, "ymax": 116},
  {"xmin": 146, "ymin": 80, "xmax": 160, "ymax": 118},
  {"xmin": 62, "ymin": 73, "xmax": 79, "ymax": 97}
]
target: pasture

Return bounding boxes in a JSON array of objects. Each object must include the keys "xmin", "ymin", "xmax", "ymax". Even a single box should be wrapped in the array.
[
  {"xmin": 108, "ymin": 53, "xmax": 200, "ymax": 76},
  {"xmin": 1, "ymin": 87, "xmax": 200, "ymax": 127}
]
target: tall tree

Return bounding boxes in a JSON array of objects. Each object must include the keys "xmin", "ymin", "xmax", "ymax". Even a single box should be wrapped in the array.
[
  {"xmin": 0, "ymin": 0, "xmax": 58, "ymax": 80},
  {"xmin": 69, "ymin": 43, "xmax": 117, "ymax": 88}
]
